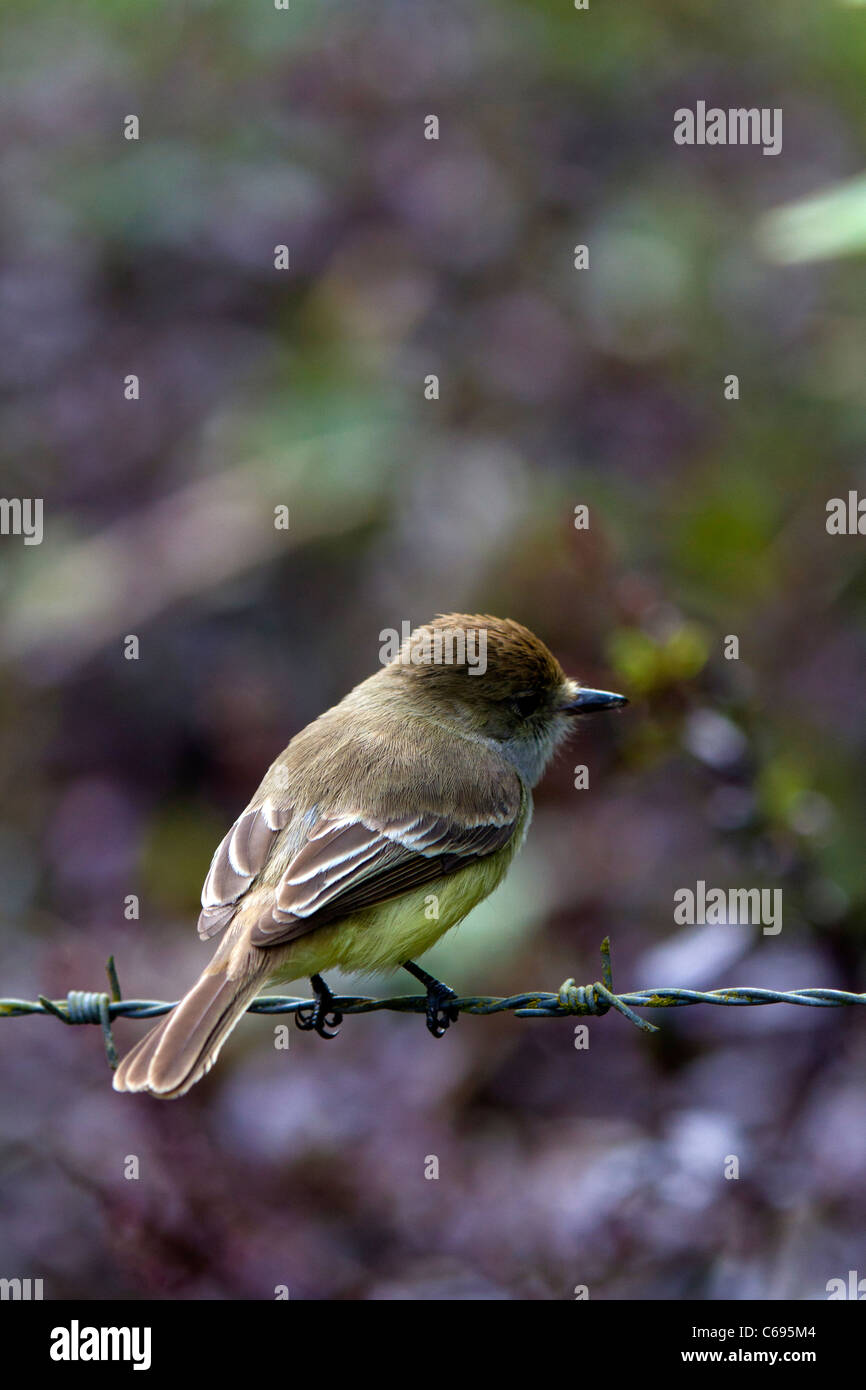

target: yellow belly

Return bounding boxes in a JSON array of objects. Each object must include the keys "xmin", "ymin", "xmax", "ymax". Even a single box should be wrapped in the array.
[{"xmin": 266, "ymin": 814, "xmax": 527, "ymax": 984}]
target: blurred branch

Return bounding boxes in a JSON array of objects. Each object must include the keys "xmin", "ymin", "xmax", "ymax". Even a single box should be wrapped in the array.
[
  {"xmin": 0, "ymin": 421, "xmax": 393, "ymax": 679},
  {"xmin": 2, "ymin": 940, "xmax": 866, "ymax": 1074}
]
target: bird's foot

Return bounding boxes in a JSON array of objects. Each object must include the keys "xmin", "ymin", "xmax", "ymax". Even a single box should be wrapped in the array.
[
  {"xmin": 403, "ymin": 960, "xmax": 460, "ymax": 1038},
  {"xmin": 295, "ymin": 973, "xmax": 343, "ymax": 1038}
]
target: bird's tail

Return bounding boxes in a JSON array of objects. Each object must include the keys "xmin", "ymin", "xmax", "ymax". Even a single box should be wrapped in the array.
[{"xmin": 113, "ymin": 963, "xmax": 267, "ymax": 1099}]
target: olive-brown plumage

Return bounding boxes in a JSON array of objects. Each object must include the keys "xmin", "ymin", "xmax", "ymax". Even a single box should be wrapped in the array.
[{"xmin": 113, "ymin": 615, "xmax": 626, "ymax": 1097}]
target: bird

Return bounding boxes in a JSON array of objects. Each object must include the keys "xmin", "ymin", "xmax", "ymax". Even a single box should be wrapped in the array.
[{"xmin": 113, "ymin": 614, "xmax": 627, "ymax": 1097}]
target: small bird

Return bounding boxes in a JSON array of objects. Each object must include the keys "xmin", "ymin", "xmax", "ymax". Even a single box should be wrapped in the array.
[{"xmin": 113, "ymin": 615, "xmax": 627, "ymax": 1098}]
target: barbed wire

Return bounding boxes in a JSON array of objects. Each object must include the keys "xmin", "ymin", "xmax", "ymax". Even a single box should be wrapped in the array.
[{"xmin": 1, "ymin": 938, "xmax": 864, "ymax": 1072}]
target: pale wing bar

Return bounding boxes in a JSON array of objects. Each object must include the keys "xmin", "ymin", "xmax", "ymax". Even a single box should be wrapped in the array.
[{"xmin": 197, "ymin": 798, "xmax": 290, "ymax": 939}]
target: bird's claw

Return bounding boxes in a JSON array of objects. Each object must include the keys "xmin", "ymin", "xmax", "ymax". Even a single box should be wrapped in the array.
[
  {"xmin": 295, "ymin": 974, "xmax": 343, "ymax": 1039},
  {"xmin": 426, "ymin": 983, "xmax": 460, "ymax": 1038},
  {"xmin": 402, "ymin": 960, "xmax": 460, "ymax": 1038}
]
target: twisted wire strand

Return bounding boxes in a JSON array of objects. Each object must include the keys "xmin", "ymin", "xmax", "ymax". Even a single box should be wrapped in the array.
[{"xmin": 2, "ymin": 940, "xmax": 864, "ymax": 1072}]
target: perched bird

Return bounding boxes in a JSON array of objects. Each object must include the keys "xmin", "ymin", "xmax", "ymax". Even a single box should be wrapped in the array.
[{"xmin": 113, "ymin": 614, "xmax": 627, "ymax": 1098}]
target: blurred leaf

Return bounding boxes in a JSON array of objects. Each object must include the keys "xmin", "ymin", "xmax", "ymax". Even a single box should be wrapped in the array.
[
  {"xmin": 607, "ymin": 623, "xmax": 708, "ymax": 694},
  {"xmin": 759, "ymin": 176, "xmax": 866, "ymax": 264}
]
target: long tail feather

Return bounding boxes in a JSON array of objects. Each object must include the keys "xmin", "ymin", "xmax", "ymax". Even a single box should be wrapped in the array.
[{"xmin": 113, "ymin": 965, "xmax": 265, "ymax": 1099}]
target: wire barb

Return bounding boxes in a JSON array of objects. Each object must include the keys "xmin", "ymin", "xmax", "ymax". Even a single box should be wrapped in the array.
[
  {"xmin": 33, "ymin": 980, "xmax": 120, "ymax": 1069},
  {"xmin": 2, "ymin": 939, "xmax": 866, "ymax": 1074}
]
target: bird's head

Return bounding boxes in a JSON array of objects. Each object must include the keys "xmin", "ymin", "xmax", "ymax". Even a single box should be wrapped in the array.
[{"xmin": 380, "ymin": 613, "xmax": 627, "ymax": 784}]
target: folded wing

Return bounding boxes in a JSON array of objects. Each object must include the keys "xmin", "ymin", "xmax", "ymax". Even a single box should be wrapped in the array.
[{"xmin": 197, "ymin": 784, "xmax": 521, "ymax": 949}]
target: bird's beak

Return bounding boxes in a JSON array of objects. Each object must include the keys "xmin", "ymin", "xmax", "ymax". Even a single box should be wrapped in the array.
[{"xmin": 561, "ymin": 685, "xmax": 629, "ymax": 715}]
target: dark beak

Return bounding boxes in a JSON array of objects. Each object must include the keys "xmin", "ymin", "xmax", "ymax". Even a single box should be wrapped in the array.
[{"xmin": 562, "ymin": 686, "xmax": 629, "ymax": 715}]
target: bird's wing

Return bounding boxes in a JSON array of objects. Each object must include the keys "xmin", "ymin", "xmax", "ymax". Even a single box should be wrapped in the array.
[
  {"xmin": 197, "ymin": 783, "xmax": 522, "ymax": 948},
  {"xmin": 197, "ymin": 797, "xmax": 290, "ymax": 939},
  {"xmin": 250, "ymin": 804, "xmax": 520, "ymax": 948}
]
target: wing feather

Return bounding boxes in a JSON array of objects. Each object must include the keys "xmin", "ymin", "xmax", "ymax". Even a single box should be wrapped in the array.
[
  {"xmin": 196, "ymin": 757, "xmax": 522, "ymax": 950},
  {"xmin": 250, "ymin": 805, "xmax": 519, "ymax": 948},
  {"xmin": 197, "ymin": 800, "xmax": 290, "ymax": 939}
]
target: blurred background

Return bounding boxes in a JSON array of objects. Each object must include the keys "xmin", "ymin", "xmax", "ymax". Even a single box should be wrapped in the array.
[{"xmin": 1, "ymin": 0, "xmax": 866, "ymax": 1300}]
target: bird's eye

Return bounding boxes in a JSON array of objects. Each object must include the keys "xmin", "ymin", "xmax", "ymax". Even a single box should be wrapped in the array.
[{"xmin": 509, "ymin": 691, "xmax": 541, "ymax": 720}]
